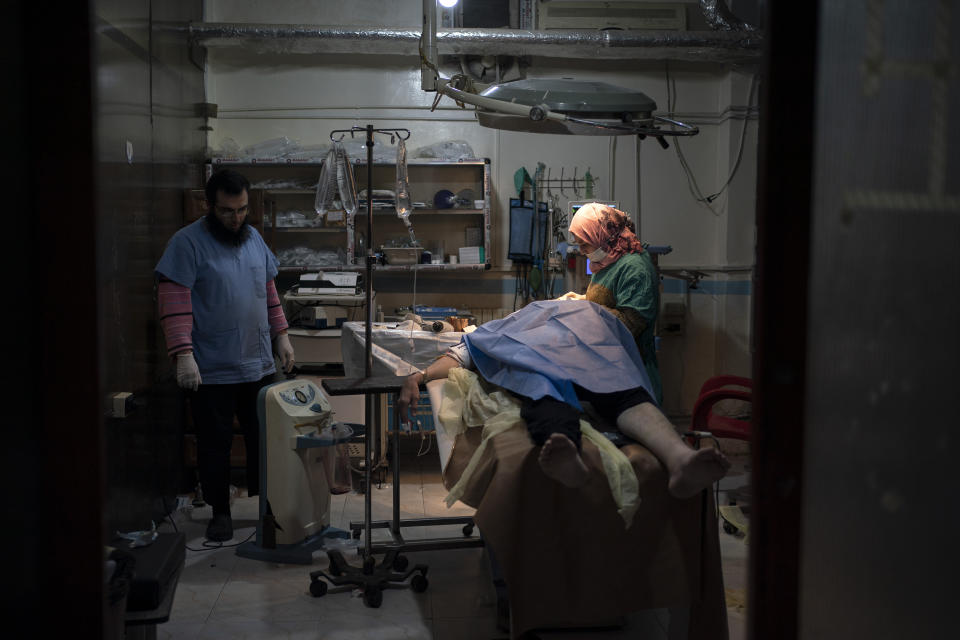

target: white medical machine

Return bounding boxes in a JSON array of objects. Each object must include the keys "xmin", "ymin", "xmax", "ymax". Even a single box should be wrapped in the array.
[{"xmin": 236, "ymin": 378, "xmax": 354, "ymax": 564}]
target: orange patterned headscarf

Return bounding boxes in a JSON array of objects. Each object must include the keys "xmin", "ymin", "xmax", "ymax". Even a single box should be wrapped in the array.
[{"xmin": 568, "ymin": 202, "xmax": 644, "ymax": 270}]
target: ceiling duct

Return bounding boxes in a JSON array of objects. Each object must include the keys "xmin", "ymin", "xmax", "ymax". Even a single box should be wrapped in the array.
[
  {"xmin": 190, "ymin": 24, "xmax": 760, "ymax": 65},
  {"xmin": 700, "ymin": 0, "xmax": 759, "ymax": 31}
]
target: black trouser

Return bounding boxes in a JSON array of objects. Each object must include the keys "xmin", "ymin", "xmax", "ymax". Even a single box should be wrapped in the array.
[
  {"xmin": 520, "ymin": 384, "xmax": 654, "ymax": 449},
  {"xmin": 190, "ymin": 375, "xmax": 274, "ymax": 515}
]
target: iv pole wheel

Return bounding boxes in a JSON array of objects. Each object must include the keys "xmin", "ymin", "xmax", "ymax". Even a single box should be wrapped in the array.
[
  {"xmin": 363, "ymin": 586, "xmax": 383, "ymax": 608},
  {"xmin": 309, "ymin": 579, "xmax": 328, "ymax": 598},
  {"xmin": 411, "ymin": 573, "xmax": 429, "ymax": 593}
]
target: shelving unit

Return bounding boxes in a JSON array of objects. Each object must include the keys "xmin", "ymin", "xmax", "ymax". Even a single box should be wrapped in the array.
[{"xmin": 204, "ymin": 157, "xmax": 492, "ymax": 273}]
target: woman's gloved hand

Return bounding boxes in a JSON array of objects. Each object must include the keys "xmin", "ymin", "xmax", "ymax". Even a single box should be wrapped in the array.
[
  {"xmin": 557, "ymin": 291, "xmax": 586, "ymax": 301},
  {"xmin": 176, "ymin": 352, "xmax": 202, "ymax": 391},
  {"xmin": 274, "ymin": 333, "xmax": 295, "ymax": 373}
]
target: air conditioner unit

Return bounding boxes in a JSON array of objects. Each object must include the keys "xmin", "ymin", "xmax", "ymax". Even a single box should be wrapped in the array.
[{"xmin": 538, "ymin": 1, "xmax": 687, "ymax": 31}]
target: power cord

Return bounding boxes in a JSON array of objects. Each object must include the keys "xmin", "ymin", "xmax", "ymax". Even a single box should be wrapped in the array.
[
  {"xmin": 665, "ymin": 63, "xmax": 760, "ymax": 213},
  {"xmin": 416, "ymin": 430, "xmax": 434, "ymax": 457},
  {"xmin": 189, "ymin": 530, "xmax": 258, "ymax": 552},
  {"xmin": 160, "ymin": 495, "xmax": 258, "ymax": 552},
  {"xmin": 684, "ymin": 431, "xmax": 729, "ymax": 531}
]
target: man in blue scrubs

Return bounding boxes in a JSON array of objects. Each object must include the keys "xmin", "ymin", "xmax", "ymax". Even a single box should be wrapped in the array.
[{"xmin": 156, "ymin": 169, "xmax": 295, "ymax": 541}]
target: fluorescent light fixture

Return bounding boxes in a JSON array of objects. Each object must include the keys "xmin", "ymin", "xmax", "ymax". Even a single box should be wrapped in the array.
[{"xmin": 438, "ymin": 0, "xmax": 459, "ymax": 7}]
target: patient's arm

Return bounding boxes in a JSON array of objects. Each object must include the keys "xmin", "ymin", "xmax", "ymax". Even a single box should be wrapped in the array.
[{"xmin": 397, "ymin": 354, "xmax": 462, "ymax": 424}]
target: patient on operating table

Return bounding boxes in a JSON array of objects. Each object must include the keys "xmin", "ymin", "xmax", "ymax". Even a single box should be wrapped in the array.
[{"xmin": 397, "ymin": 299, "xmax": 729, "ymax": 498}]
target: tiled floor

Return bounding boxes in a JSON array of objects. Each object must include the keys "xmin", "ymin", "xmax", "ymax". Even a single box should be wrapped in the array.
[{"xmin": 156, "ymin": 437, "xmax": 750, "ymax": 640}]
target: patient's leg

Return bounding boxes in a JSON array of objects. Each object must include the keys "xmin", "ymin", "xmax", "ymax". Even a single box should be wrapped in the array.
[
  {"xmin": 538, "ymin": 433, "xmax": 590, "ymax": 488},
  {"xmin": 520, "ymin": 395, "xmax": 591, "ymax": 487},
  {"xmin": 616, "ymin": 402, "xmax": 731, "ymax": 499}
]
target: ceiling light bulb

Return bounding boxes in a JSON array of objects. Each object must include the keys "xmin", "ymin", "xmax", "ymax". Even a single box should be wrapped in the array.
[{"xmin": 438, "ymin": 0, "xmax": 459, "ymax": 7}]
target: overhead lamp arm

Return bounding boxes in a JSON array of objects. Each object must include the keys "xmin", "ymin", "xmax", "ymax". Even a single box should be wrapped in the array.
[{"xmin": 439, "ymin": 82, "xmax": 559, "ymax": 121}]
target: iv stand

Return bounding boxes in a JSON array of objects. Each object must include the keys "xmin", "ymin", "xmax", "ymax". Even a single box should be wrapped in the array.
[{"xmin": 310, "ymin": 125, "xmax": 429, "ymax": 608}]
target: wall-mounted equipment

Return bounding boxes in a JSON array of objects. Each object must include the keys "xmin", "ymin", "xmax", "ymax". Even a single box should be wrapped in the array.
[
  {"xmin": 508, "ymin": 198, "xmax": 549, "ymax": 263},
  {"xmin": 658, "ymin": 302, "xmax": 686, "ymax": 337}
]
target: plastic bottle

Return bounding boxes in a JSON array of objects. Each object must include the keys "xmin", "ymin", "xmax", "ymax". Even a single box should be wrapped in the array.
[{"xmin": 584, "ymin": 168, "xmax": 594, "ymax": 199}]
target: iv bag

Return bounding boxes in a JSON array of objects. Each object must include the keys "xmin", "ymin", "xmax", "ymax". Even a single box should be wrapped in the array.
[
  {"xmin": 395, "ymin": 137, "xmax": 417, "ymax": 244},
  {"xmin": 395, "ymin": 138, "xmax": 412, "ymax": 219},
  {"xmin": 335, "ymin": 141, "xmax": 358, "ymax": 217},
  {"xmin": 314, "ymin": 147, "xmax": 338, "ymax": 216}
]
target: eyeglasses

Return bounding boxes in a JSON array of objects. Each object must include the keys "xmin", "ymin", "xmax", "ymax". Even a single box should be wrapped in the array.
[{"xmin": 215, "ymin": 204, "xmax": 249, "ymax": 217}]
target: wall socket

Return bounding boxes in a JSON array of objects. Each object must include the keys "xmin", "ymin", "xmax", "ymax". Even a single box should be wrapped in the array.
[{"xmin": 658, "ymin": 302, "xmax": 686, "ymax": 337}]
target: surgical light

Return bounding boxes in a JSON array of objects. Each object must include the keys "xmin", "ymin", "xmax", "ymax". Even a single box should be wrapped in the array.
[{"xmin": 419, "ymin": 0, "xmax": 697, "ymax": 138}]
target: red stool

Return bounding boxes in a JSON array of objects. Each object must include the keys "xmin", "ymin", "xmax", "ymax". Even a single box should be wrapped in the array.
[
  {"xmin": 691, "ymin": 375, "xmax": 752, "ymax": 441},
  {"xmin": 690, "ymin": 375, "xmax": 752, "ymax": 535}
]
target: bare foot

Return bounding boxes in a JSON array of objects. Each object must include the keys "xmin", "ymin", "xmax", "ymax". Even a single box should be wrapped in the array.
[
  {"xmin": 667, "ymin": 447, "xmax": 731, "ymax": 499},
  {"xmin": 538, "ymin": 433, "xmax": 589, "ymax": 488}
]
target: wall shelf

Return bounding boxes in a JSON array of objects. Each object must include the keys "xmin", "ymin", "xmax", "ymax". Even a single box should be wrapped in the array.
[{"xmin": 205, "ymin": 158, "xmax": 492, "ymax": 271}]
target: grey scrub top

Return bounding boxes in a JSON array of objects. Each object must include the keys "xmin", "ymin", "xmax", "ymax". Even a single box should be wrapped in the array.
[{"xmin": 156, "ymin": 218, "xmax": 280, "ymax": 384}]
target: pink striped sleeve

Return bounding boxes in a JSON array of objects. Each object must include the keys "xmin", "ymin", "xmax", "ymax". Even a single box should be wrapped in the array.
[
  {"xmin": 266, "ymin": 279, "xmax": 289, "ymax": 338},
  {"xmin": 158, "ymin": 278, "xmax": 193, "ymax": 356}
]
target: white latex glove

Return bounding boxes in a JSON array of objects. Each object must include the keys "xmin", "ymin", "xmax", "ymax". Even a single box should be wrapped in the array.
[
  {"xmin": 557, "ymin": 291, "xmax": 586, "ymax": 301},
  {"xmin": 274, "ymin": 333, "xmax": 295, "ymax": 373},
  {"xmin": 176, "ymin": 352, "xmax": 202, "ymax": 391}
]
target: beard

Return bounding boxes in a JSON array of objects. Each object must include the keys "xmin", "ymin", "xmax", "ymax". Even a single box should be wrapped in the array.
[{"xmin": 205, "ymin": 211, "xmax": 251, "ymax": 247}]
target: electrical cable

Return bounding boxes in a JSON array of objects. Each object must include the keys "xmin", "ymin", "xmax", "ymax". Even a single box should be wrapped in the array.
[
  {"xmin": 416, "ymin": 430, "xmax": 433, "ymax": 457},
  {"xmin": 666, "ymin": 64, "xmax": 759, "ymax": 214},
  {"xmin": 685, "ymin": 434, "xmax": 727, "ymax": 532},
  {"xmin": 666, "ymin": 66, "xmax": 718, "ymax": 215},
  {"xmin": 158, "ymin": 495, "xmax": 258, "ymax": 552},
  {"xmin": 704, "ymin": 71, "xmax": 760, "ymax": 203}
]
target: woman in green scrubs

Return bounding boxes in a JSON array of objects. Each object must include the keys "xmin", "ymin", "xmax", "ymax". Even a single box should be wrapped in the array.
[{"xmin": 566, "ymin": 202, "xmax": 662, "ymax": 404}]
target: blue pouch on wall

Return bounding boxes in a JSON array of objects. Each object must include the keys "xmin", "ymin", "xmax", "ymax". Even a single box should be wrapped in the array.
[{"xmin": 507, "ymin": 198, "xmax": 548, "ymax": 263}]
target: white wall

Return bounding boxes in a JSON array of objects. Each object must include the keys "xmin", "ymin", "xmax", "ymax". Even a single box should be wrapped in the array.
[{"xmin": 202, "ymin": 0, "xmax": 759, "ymax": 415}]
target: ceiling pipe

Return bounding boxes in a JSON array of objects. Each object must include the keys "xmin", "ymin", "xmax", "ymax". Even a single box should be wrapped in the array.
[
  {"xmin": 190, "ymin": 1, "xmax": 760, "ymax": 64},
  {"xmin": 190, "ymin": 26, "xmax": 760, "ymax": 64}
]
